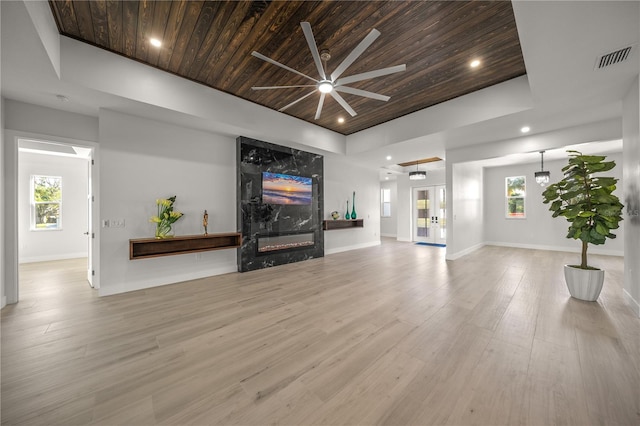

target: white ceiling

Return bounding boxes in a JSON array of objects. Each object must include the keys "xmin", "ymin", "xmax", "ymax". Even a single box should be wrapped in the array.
[{"xmin": 2, "ymin": 1, "xmax": 638, "ymax": 179}]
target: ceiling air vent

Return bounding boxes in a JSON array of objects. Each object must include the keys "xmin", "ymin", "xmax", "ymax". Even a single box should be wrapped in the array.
[{"xmin": 595, "ymin": 45, "xmax": 634, "ymax": 70}]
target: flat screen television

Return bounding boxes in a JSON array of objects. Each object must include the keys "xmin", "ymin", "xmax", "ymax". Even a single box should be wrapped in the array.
[{"xmin": 262, "ymin": 172, "xmax": 312, "ymax": 205}]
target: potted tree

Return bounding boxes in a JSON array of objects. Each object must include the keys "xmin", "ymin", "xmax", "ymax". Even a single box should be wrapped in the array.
[{"xmin": 542, "ymin": 150, "xmax": 624, "ymax": 301}]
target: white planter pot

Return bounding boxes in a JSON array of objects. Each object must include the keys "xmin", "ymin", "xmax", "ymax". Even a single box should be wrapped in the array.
[{"xmin": 563, "ymin": 265, "xmax": 605, "ymax": 301}]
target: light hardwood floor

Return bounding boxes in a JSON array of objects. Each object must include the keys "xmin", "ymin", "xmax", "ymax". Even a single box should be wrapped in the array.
[{"xmin": 2, "ymin": 240, "xmax": 639, "ymax": 425}]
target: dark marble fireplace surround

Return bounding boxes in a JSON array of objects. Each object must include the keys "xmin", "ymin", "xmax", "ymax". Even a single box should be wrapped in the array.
[{"xmin": 237, "ymin": 136, "xmax": 324, "ymax": 272}]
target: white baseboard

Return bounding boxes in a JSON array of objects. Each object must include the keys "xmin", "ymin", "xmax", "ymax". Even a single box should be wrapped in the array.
[
  {"xmin": 98, "ymin": 264, "xmax": 238, "ymax": 297},
  {"xmin": 623, "ymin": 289, "xmax": 640, "ymax": 318},
  {"xmin": 1, "ymin": 296, "xmax": 6, "ymax": 309},
  {"xmin": 397, "ymin": 237, "xmax": 412, "ymax": 242},
  {"xmin": 445, "ymin": 242, "xmax": 485, "ymax": 260},
  {"xmin": 484, "ymin": 241, "xmax": 624, "ymax": 257},
  {"xmin": 380, "ymin": 233, "xmax": 397, "ymax": 238},
  {"xmin": 325, "ymin": 240, "xmax": 381, "ymax": 255},
  {"xmin": 19, "ymin": 252, "xmax": 88, "ymax": 264}
]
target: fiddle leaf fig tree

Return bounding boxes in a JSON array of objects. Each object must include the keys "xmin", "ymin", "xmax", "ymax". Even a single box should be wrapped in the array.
[{"xmin": 542, "ymin": 151, "xmax": 623, "ymax": 270}]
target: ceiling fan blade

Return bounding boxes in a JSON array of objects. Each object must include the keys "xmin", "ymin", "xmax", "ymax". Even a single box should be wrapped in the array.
[
  {"xmin": 334, "ymin": 86, "xmax": 390, "ymax": 102},
  {"xmin": 300, "ymin": 22, "xmax": 326, "ymax": 80},
  {"xmin": 335, "ymin": 64, "xmax": 406, "ymax": 86},
  {"xmin": 252, "ymin": 85, "xmax": 316, "ymax": 90},
  {"xmin": 330, "ymin": 28, "xmax": 381, "ymax": 82},
  {"xmin": 278, "ymin": 90, "xmax": 317, "ymax": 112},
  {"xmin": 252, "ymin": 51, "xmax": 318, "ymax": 83},
  {"xmin": 315, "ymin": 93, "xmax": 326, "ymax": 120},
  {"xmin": 329, "ymin": 91, "xmax": 357, "ymax": 117}
]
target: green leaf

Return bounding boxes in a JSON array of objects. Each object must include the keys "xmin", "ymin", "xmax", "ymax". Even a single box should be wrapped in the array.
[
  {"xmin": 595, "ymin": 222, "xmax": 609, "ymax": 236},
  {"xmin": 578, "ymin": 155, "xmax": 606, "ymax": 163}
]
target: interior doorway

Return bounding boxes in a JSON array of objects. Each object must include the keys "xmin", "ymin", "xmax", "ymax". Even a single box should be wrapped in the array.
[
  {"xmin": 412, "ymin": 185, "xmax": 446, "ymax": 246},
  {"xmin": 17, "ymin": 138, "xmax": 95, "ymax": 292}
]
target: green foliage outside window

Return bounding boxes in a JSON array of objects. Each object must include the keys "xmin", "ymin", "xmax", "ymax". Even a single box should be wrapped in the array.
[
  {"xmin": 506, "ymin": 176, "xmax": 526, "ymax": 218},
  {"xmin": 32, "ymin": 175, "xmax": 62, "ymax": 229}
]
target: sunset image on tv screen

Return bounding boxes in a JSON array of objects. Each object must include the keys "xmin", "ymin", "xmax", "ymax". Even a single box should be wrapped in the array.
[{"xmin": 262, "ymin": 172, "xmax": 312, "ymax": 205}]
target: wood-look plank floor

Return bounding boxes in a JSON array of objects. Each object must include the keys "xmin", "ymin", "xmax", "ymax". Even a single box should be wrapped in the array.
[{"xmin": 2, "ymin": 240, "xmax": 639, "ymax": 425}]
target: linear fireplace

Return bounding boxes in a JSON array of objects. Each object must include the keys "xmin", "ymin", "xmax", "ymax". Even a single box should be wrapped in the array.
[{"xmin": 258, "ymin": 233, "xmax": 314, "ymax": 253}]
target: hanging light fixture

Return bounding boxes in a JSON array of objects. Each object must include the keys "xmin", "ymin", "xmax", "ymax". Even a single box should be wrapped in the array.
[
  {"xmin": 535, "ymin": 150, "xmax": 550, "ymax": 186},
  {"xmin": 409, "ymin": 160, "xmax": 426, "ymax": 180}
]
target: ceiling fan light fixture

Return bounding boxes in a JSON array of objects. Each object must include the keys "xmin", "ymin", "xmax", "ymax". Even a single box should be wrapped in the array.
[{"xmin": 318, "ymin": 81, "xmax": 333, "ymax": 93}]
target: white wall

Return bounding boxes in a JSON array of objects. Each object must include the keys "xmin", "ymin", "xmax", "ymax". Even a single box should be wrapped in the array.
[
  {"xmin": 98, "ymin": 109, "xmax": 237, "ymax": 296},
  {"xmin": 380, "ymin": 180, "xmax": 397, "ymax": 237},
  {"xmin": 18, "ymin": 151, "xmax": 88, "ymax": 263},
  {"xmin": 623, "ymin": 76, "xmax": 640, "ymax": 316},
  {"xmin": 1, "ymin": 96, "xmax": 6, "ymax": 308},
  {"xmin": 446, "ymin": 162, "xmax": 484, "ymax": 259},
  {"xmin": 483, "ymin": 154, "xmax": 624, "ymax": 257},
  {"xmin": 396, "ymin": 168, "xmax": 446, "ymax": 242},
  {"xmin": 324, "ymin": 154, "xmax": 381, "ymax": 254}
]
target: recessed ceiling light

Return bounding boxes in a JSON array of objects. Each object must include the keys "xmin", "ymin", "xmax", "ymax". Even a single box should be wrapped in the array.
[
  {"xmin": 470, "ymin": 59, "xmax": 481, "ymax": 68},
  {"xmin": 521, "ymin": 126, "xmax": 531, "ymax": 133},
  {"xmin": 150, "ymin": 38, "xmax": 162, "ymax": 47},
  {"xmin": 386, "ymin": 155, "xmax": 392, "ymax": 160},
  {"xmin": 337, "ymin": 117, "xmax": 345, "ymax": 123},
  {"xmin": 385, "ymin": 177, "xmax": 389, "ymax": 180}
]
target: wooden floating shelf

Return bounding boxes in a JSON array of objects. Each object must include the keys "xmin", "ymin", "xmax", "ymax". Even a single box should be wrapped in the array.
[
  {"xmin": 130, "ymin": 232, "xmax": 242, "ymax": 260},
  {"xmin": 323, "ymin": 219, "xmax": 364, "ymax": 231}
]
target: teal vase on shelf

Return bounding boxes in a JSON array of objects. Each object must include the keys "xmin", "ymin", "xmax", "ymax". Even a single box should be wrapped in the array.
[
  {"xmin": 345, "ymin": 200, "xmax": 350, "ymax": 220},
  {"xmin": 351, "ymin": 191, "xmax": 357, "ymax": 219}
]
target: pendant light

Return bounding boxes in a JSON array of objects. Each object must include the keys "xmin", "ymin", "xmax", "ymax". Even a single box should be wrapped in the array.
[
  {"xmin": 535, "ymin": 150, "xmax": 550, "ymax": 186},
  {"xmin": 409, "ymin": 160, "xmax": 426, "ymax": 180}
]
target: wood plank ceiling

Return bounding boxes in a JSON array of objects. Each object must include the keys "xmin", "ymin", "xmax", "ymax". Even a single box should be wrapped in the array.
[{"xmin": 48, "ymin": 1, "xmax": 526, "ymax": 135}]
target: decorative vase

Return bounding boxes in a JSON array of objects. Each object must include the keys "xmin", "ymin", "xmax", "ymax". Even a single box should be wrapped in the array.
[
  {"xmin": 155, "ymin": 223, "xmax": 174, "ymax": 239},
  {"xmin": 351, "ymin": 191, "xmax": 357, "ymax": 219},
  {"xmin": 563, "ymin": 265, "xmax": 604, "ymax": 301},
  {"xmin": 345, "ymin": 200, "xmax": 350, "ymax": 220}
]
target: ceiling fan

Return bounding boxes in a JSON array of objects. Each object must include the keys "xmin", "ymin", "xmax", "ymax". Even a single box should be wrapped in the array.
[{"xmin": 251, "ymin": 22, "xmax": 406, "ymax": 120}]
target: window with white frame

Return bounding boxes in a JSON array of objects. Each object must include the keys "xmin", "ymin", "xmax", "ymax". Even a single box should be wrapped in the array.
[
  {"xmin": 381, "ymin": 188, "xmax": 391, "ymax": 217},
  {"xmin": 505, "ymin": 176, "xmax": 525, "ymax": 218},
  {"xmin": 31, "ymin": 175, "xmax": 62, "ymax": 230}
]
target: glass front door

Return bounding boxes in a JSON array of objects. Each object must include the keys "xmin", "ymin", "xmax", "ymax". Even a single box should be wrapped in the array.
[{"xmin": 413, "ymin": 185, "xmax": 446, "ymax": 245}]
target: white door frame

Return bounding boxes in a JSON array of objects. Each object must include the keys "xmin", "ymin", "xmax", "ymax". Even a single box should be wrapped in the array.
[
  {"xmin": 412, "ymin": 185, "xmax": 446, "ymax": 245},
  {"xmin": 4, "ymin": 131, "xmax": 100, "ymax": 305}
]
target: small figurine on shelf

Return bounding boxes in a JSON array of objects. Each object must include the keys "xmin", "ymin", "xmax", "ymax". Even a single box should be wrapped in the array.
[
  {"xmin": 203, "ymin": 210, "xmax": 209, "ymax": 235},
  {"xmin": 331, "ymin": 211, "xmax": 340, "ymax": 220}
]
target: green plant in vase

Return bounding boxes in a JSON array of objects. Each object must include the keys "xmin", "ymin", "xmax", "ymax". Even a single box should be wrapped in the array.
[
  {"xmin": 541, "ymin": 151, "xmax": 623, "ymax": 301},
  {"xmin": 150, "ymin": 195, "xmax": 184, "ymax": 238}
]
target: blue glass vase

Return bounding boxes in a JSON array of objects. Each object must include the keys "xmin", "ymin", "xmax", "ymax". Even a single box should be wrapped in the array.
[{"xmin": 350, "ymin": 191, "xmax": 357, "ymax": 219}]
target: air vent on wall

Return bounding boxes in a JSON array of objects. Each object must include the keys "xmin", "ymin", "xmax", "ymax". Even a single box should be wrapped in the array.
[{"xmin": 594, "ymin": 45, "xmax": 634, "ymax": 70}]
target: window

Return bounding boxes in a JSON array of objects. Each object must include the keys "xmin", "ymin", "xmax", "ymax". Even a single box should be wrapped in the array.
[
  {"xmin": 31, "ymin": 175, "xmax": 62, "ymax": 230},
  {"xmin": 381, "ymin": 188, "xmax": 391, "ymax": 217},
  {"xmin": 505, "ymin": 176, "xmax": 525, "ymax": 218}
]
